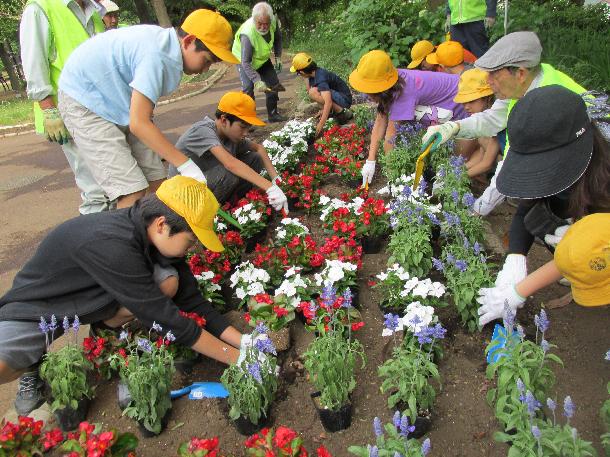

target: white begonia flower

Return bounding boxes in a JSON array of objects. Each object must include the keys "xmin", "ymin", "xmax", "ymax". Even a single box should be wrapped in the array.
[
  {"xmin": 327, "ymin": 266, "xmax": 345, "ymax": 283},
  {"xmin": 209, "ymin": 283, "xmax": 221, "ymax": 292},
  {"xmin": 276, "ymin": 229, "xmax": 287, "ymax": 239},
  {"xmin": 403, "ymin": 277, "xmax": 419, "ymax": 295},
  {"xmin": 319, "ymin": 195, "xmax": 331, "ymax": 206},
  {"xmin": 381, "ymin": 328, "xmax": 394, "ymax": 337},
  {"xmin": 376, "ymin": 272, "xmax": 388, "ymax": 281},
  {"xmin": 402, "ymin": 301, "xmax": 435, "ymax": 333},
  {"xmin": 276, "ymin": 280, "xmax": 297, "ymax": 298},
  {"xmin": 236, "ymin": 287, "xmax": 246, "ymax": 300},
  {"xmin": 411, "ymin": 279, "xmax": 432, "ymax": 299},
  {"xmin": 378, "ymin": 185, "xmax": 390, "ymax": 195},
  {"xmin": 397, "ymin": 270, "xmax": 410, "ymax": 281},
  {"xmin": 429, "ymin": 282, "xmax": 446, "ymax": 298}
]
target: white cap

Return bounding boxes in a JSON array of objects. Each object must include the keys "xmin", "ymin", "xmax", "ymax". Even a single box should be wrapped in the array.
[{"xmin": 100, "ymin": 0, "xmax": 119, "ymax": 13}]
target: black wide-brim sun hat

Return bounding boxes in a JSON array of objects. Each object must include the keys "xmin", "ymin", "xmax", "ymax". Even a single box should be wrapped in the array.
[{"xmin": 497, "ymin": 85, "xmax": 594, "ymax": 199}]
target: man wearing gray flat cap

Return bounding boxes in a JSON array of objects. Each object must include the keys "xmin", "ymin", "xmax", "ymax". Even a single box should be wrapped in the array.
[{"xmin": 420, "ymin": 31, "xmax": 588, "ymax": 307}]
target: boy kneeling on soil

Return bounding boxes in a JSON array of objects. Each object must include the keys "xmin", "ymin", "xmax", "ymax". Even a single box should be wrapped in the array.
[
  {"xmin": 169, "ymin": 91, "xmax": 288, "ymax": 212},
  {"xmin": 0, "ymin": 177, "xmax": 266, "ymax": 416},
  {"xmin": 290, "ymin": 53, "xmax": 353, "ymax": 137}
]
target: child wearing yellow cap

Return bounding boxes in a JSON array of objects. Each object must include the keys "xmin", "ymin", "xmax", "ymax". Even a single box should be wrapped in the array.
[
  {"xmin": 0, "ymin": 177, "xmax": 270, "ymax": 415},
  {"xmin": 290, "ymin": 52, "xmax": 353, "ymax": 137},
  {"xmin": 169, "ymin": 91, "xmax": 288, "ymax": 212},
  {"xmin": 407, "ymin": 40, "xmax": 438, "ymax": 71},
  {"xmin": 478, "ymin": 213, "xmax": 610, "ymax": 327},
  {"xmin": 349, "ymin": 50, "xmax": 467, "ymax": 186},
  {"xmin": 57, "ymin": 10, "xmax": 240, "ymax": 211},
  {"xmin": 453, "ymin": 68, "xmax": 502, "ymax": 179},
  {"xmin": 426, "ymin": 41, "xmax": 475, "ymax": 75}
]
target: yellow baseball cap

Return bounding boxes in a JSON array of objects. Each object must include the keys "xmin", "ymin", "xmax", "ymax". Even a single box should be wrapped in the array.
[
  {"xmin": 349, "ymin": 50, "xmax": 398, "ymax": 94},
  {"xmin": 218, "ymin": 92, "xmax": 265, "ymax": 126},
  {"xmin": 407, "ymin": 40, "xmax": 435, "ymax": 69},
  {"xmin": 156, "ymin": 176, "xmax": 224, "ymax": 252},
  {"xmin": 453, "ymin": 68, "xmax": 494, "ymax": 103},
  {"xmin": 290, "ymin": 52, "xmax": 313, "ymax": 73},
  {"xmin": 426, "ymin": 40, "xmax": 464, "ymax": 67},
  {"xmin": 181, "ymin": 9, "xmax": 239, "ymax": 64},
  {"xmin": 554, "ymin": 213, "xmax": 610, "ymax": 307}
]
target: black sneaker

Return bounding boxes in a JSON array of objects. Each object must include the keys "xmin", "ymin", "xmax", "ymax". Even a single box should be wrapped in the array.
[
  {"xmin": 14, "ymin": 371, "xmax": 44, "ymax": 415},
  {"xmin": 268, "ymin": 112, "xmax": 287, "ymax": 123},
  {"xmin": 335, "ymin": 109, "xmax": 353, "ymax": 125}
]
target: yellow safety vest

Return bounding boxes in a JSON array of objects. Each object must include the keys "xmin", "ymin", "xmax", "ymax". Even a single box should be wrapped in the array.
[{"xmin": 231, "ymin": 17, "xmax": 277, "ymax": 70}]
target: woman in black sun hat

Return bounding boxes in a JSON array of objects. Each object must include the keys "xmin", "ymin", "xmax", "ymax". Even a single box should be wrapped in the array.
[{"xmin": 476, "ymin": 84, "xmax": 610, "ymax": 326}]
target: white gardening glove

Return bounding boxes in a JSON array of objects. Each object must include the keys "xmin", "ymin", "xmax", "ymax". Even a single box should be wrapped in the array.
[
  {"xmin": 484, "ymin": 17, "xmax": 496, "ymax": 29},
  {"xmin": 432, "ymin": 178, "xmax": 443, "ymax": 195},
  {"xmin": 177, "ymin": 159, "xmax": 207, "ymax": 184},
  {"xmin": 477, "ymin": 284, "xmax": 526, "ymax": 327},
  {"xmin": 266, "ymin": 184, "xmax": 289, "ymax": 213},
  {"xmin": 236, "ymin": 346, "xmax": 280, "ymax": 376},
  {"xmin": 544, "ymin": 225, "xmax": 571, "ymax": 248},
  {"xmin": 254, "ymin": 80, "xmax": 267, "ymax": 93},
  {"xmin": 495, "ymin": 254, "xmax": 527, "ymax": 287},
  {"xmin": 473, "ymin": 160, "xmax": 505, "ymax": 216},
  {"xmin": 361, "ymin": 160, "xmax": 376, "ymax": 186},
  {"xmin": 444, "ymin": 15, "xmax": 451, "ymax": 32},
  {"xmin": 421, "ymin": 121, "xmax": 460, "ymax": 150}
]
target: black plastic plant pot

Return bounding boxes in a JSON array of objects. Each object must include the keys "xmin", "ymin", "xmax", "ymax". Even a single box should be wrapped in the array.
[
  {"xmin": 410, "ymin": 415, "xmax": 432, "ymax": 439},
  {"xmin": 311, "ymin": 392, "xmax": 352, "ymax": 432},
  {"xmin": 362, "ymin": 235, "xmax": 383, "ymax": 254},
  {"xmin": 54, "ymin": 397, "xmax": 90, "ymax": 432},
  {"xmin": 345, "ymin": 178, "xmax": 361, "ymax": 189},
  {"xmin": 220, "ymin": 279, "xmax": 241, "ymax": 311},
  {"xmin": 245, "ymin": 230, "xmax": 266, "ymax": 253},
  {"xmin": 138, "ymin": 408, "xmax": 171, "ymax": 438},
  {"xmin": 287, "ymin": 197, "xmax": 301, "ymax": 213},
  {"xmin": 232, "ymin": 412, "xmax": 271, "ymax": 436},
  {"xmin": 174, "ymin": 355, "xmax": 200, "ymax": 375}
]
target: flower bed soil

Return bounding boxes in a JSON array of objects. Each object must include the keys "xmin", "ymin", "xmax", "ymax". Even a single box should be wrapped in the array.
[{"xmin": 46, "ymin": 185, "xmax": 609, "ymax": 457}]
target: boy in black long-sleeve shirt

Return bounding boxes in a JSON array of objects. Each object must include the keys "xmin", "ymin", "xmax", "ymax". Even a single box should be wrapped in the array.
[{"xmin": 0, "ymin": 177, "xmax": 248, "ymax": 415}]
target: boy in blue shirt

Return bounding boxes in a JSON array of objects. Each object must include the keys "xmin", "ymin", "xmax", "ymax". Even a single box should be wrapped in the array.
[
  {"xmin": 58, "ymin": 9, "xmax": 240, "ymax": 210},
  {"xmin": 290, "ymin": 53, "xmax": 353, "ymax": 137}
]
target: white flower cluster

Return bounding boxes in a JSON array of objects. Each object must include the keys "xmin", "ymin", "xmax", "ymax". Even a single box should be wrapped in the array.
[
  {"xmin": 214, "ymin": 215, "xmax": 227, "ymax": 233},
  {"xmin": 194, "ymin": 270, "xmax": 221, "ymax": 292},
  {"xmin": 378, "ymin": 174, "xmax": 416, "ymax": 198},
  {"xmin": 233, "ymin": 203, "xmax": 263, "ymax": 226},
  {"xmin": 262, "ymin": 119, "xmax": 315, "ymax": 171},
  {"xmin": 319, "ymin": 195, "xmax": 364, "ymax": 222},
  {"xmin": 314, "ymin": 259, "xmax": 358, "ymax": 287},
  {"xmin": 382, "ymin": 302, "xmax": 436, "ymax": 337},
  {"xmin": 377, "ymin": 264, "xmax": 445, "ymax": 300},
  {"xmin": 230, "ymin": 261, "xmax": 271, "ymax": 300},
  {"xmin": 275, "ymin": 217, "xmax": 309, "ymax": 240},
  {"xmin": 275, "ymin": 267, "xmax": 310, "ymax": 308}
]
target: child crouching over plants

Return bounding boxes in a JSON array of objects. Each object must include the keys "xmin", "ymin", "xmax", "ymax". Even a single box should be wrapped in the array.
[
  {"xmin": 453, "ymin": 68, "xmax": 502, "ymax": 179},
  {"xmin": 290, "ymin": 52, "xmax": 354, "ymax": 137},
  {"xmin": 0, "ymin": 177, "xmax": 273, "ymax": 417}
]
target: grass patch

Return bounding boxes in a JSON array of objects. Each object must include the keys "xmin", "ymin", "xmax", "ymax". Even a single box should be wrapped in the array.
[{"xmin": 0, "ymin": 98, "xmax": 33, "ymax": 126}]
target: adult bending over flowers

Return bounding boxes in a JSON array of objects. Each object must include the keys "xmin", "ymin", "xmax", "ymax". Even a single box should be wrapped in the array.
[
  {"xmin": 0, "ymin": 177, "xmax": 270, "ymax": 416},
  {"xmin": 348, "ymin": 50, "xmax": 467, "ymax": 186}
]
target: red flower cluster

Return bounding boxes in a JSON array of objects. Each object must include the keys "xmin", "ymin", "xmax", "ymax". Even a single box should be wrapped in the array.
[
  {"xmin": 244, "ymin": 426, "xmax": 333, "ymax": 457},
  {"xmin": 319, "ymin": 235, "xmax": 363, "ymax": 268},
  {"xmin": 179, "ymin": 311, "xmax": 207, "ymax": 328},
  {"xmin": 279, "ymin": 171, "xmax": 327, "ymax": 212},
  {"xmin": 0, "ymin": 416, "xmax": 47, "ymax": 454},
  {"xmin": 357, "ymin": 198, "xmax": 389, "ymax": 236},
  {"xmin": 62, "ymin": 421, "xmax": 137, "ymax": 457},
  {"xmin": 178, "ymin": 436, "xmax": 221, "ymax": 457},
  {"xmin": 188, "ymin": 231, "xmax": 243, "ymax": 284},
  {"xmin": 83, "ymin": 336, "xmax": 107, "ymax": 367},
  {"xmin": 314, "ymin": 125, "xmax": 366, "ymax": 181}
]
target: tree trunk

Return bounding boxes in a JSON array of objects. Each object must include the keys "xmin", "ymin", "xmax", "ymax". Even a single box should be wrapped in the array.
[
  {"xmin": 132, "ymin": 0, "xmax": 154, "ymax": 24},
  {"xmin": 0, "ymin": 40, "xmax": 23, "ymax": 91},
  {"xmin": 150, "ymin": 0, "xmax": 172, "ymax": 28}
]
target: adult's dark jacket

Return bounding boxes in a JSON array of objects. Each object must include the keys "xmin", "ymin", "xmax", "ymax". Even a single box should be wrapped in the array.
[{"xmin": 0, "ymin": 203, "xmax": 229, "ymax": 346}]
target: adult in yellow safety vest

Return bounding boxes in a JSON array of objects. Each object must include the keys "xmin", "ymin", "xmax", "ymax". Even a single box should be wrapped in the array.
[
  {"xmin": 232, "ymin": 2, "xmax": 286, "ymax": 123},
  {"xmin": 20, "ymin": 0, "xmax": 112, "ymax": 215},
  {"xmin": 445, "ymin": 0, "xmax": 496, "ymax": 57},
  {"xmin": 421, "ymin": 32, "xmax": 588, "ymax": 308},
  {"xmin": 99, "ymin": 0, "xmax": 119, "ymax": 30}
]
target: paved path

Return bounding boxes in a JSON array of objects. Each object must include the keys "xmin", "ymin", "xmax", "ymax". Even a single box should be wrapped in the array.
[{"xmin": 0, "ymin": 58, "xmax": 300, "ymax": 417}]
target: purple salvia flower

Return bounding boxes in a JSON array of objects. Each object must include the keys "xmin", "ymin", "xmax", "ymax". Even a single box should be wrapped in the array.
[
  {"xmin": 563, "ymin": 396, "xmax": 575, "ymax": 419},
  {"xmin": 368, "ymin": 445, "xmax": 378, "ymax": 457},
  {"xmin": 473, "ymin": 241, "xmax": 481, "ymax": 255},
  {"xmin": 415, "ymin": 326, "xmax": 434, "ymax": 345},
  {"xmin": 455, "ymin": 260, "xmax": 467, "ymax": 272},
  {"xmin": 342, "ymin": 288, "xmax": 353, "ymax": 308},
  {"xmin": 524, "ymin": 391, "xmax": 541, "ymax": 416},
  {"xmin": 503, "ymin": 302, "xmax": 515, "ymax": 331},
  {"xmin": 255, "ymin": 336, "xmax": 277, "ymax": 355},
  {"xmin": 516, "ymin": 325, "xmax": 525, "ymax": 340},
  {"xmin": 246, "ymin": 362, "xmax": 263, "ymax": 383},
  {"xmin": 421, "ymin": 438, "xmax": 431, "ymax": 456},
  {"xmin": 531, "ymin": 425, "xmax": 541, "ymax": 440},
  {"xmin": 451, "ymin": 190, "xmax": 460, "ymax": 204},
  {"xmin": 462, "ymin": 193, "xmax": 475, "ymax": 208},
  {"xmin": 428, "ymin": 213, "xmax": 440, "ymax": 225},
  {"xmin": 432, "ymin": 257, "xmax": 444, "ymax": 272},
  {"xmin": 49, "ymin": 314, "xmax": 58, "ymax": 332},
  {"xmin": 321, "ymin": 284, "xmax": 337, "ymax": 307},
  {"xmin": 373, "ymin": 417, "xmax": 383, "ymax": 437},
  {"xmin": 119, "ymin": 330, "xmax": 129, "ymax": 341},
  {"xmin": 399, "ymin": 414, "xmax": 415, "ymax": 437},
  {"xmin": 72, "ymin": 315, "xmax": 80, "ymax": 335},
  {"xmin": 571, "ymin": 427, "xmax": 578, "ymax": 440},
  {"xmin": 392, "ymin": 410, "xmax": 401, "ymax": 428},
  {"xmin": 516, "ymin": 378, "xmax": 525, "ymax": 393},
  {"xmin": 446, "ymin": 252, "xmax": 455, "ymax": 264},
  {"xmin": 39, "ymin": 316, "xmax": 49, "ymax": 334},
  {"xmin": 419, "ymin": 179, "xmax": 428, "ymax": 193},
  {"xmin": 605, "ymin": 349, "xmax": 610, "ymax": 361},
  {"xmin": 393, "ymin": 453, "xmax": 403, "ymax": 457},
  {"xmin": 62, "ymin": 316, "xmax": 70, "ymax": 331},
  {"xmin": 541, "ymin": 339, "xmax": 550, "ymax": 353},
  {"xmin": 164, "ymin": 331, "xmax": 176, "ymax": 343},
  {"xmin": 535, "ymin": 309, "xmax": 549, "ymax": 333},
  {"xmin": 137, "ymin": 338, "xmax": 153, "ymax": 353},
  {"xmin": 255, "ymin": 322, "xmax": 269, "ymax": 335},
  {"xmin": 437, "ymin": 168, "xmax": 446, "ymax": 179},
  {"xmin": 547, "ymin": 398, "xmax": 556, "ymax": 411},
  {"xmin": 401, "ymin": 186, "xmax": 412, "ymax": 198},
  {"xmin": 431, "ymin": 323, "xmax": 447, "ymax": 340},
  {"xmin": 463, "ymin": 237, "xmax": 470, "ymax": 250},
  {"xmin": 151, "ymin": 321, "xmax": 163, "ymax": 333},
  {"xmin": 383, "ymin": 313, "xmax": 400, "ymax": 332}
]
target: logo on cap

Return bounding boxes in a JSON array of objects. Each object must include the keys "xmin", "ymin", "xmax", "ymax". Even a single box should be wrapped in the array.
[{"xmin": 575, "ymin": 127, "xmax": 586, "ymax": 138}]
